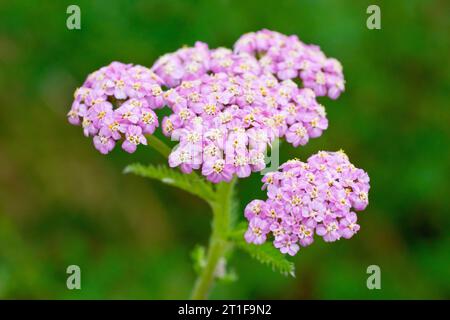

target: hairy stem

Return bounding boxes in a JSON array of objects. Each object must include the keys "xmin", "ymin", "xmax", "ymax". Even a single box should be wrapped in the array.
[{"xmin": 190, "ymin": 178, "xmax": 236, "ymax": 300}]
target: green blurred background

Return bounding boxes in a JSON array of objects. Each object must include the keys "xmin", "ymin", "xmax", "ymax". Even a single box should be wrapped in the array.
[{"xmin": 0, "ymin": 0, "xmax": 449, "ymax": 299}]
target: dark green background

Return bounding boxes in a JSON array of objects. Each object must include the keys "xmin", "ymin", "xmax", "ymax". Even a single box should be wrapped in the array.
[{"xmin": 0, "ymin": 0, "xmax": 449, "ymax": 299}]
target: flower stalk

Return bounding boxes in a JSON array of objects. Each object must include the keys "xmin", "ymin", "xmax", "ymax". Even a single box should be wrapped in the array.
[
  {"xmin": 146, "ymin": 134, "xmax": 172, "ymax": 158},
  {"xmin": 190, "ymin": 178, "xmax": 236, "ymax": 300},
  {"xmin": 144, "ymin": 136, "xmax": 236, "ymax": 299}
]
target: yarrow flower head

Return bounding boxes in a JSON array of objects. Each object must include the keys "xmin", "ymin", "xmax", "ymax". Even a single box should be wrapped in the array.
[
  {"xmin": 161, "ymin": 72, "xmax": 328, "ymax": 183},
  {"xmin": 151, "ymin": 42, "xmax": 211, "ymax": 87},
  {"xmin": 147, "ymin": 30, "xmax": 344, "ymax": 183},
  {"xmin": 68, "ymin": 30, "xmax": 346, "ymax": 183},
  {"xmin": 151, "ymin": 42, "xmax": 262, "ymax": 88},
  {"xmin": 67, "ymin": 61, "xmax": 164, "ymax": 154},
  {"xmin": 234, "ymin": 29, "xmax": 345, "ymax": 99},
  {"xmin": 66, "ymin": 30, "xmax": 365, "ymax": 292},
  {"xmin": 244, "ymin": 151, "xmax": 370, "ymax": 256}
]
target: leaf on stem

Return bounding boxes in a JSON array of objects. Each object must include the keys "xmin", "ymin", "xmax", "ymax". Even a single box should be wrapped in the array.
[
  {"xmin": 191, "ymin": 245, "xmax": 207, "ymax": 274},
  {"xmin": 230, "ymin": 223, "xmax": 296, "ymax": 277},
  {"xmin": 123, "ymin": 163, "xmax": 216, "ymax": 202}
]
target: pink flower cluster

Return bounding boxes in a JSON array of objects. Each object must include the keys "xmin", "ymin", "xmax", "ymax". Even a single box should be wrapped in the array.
[
  {"xmin": 161, "ymin": 72, "xmax": 328, "ymax": 182},
  {"xmin": 67, "ymin": 62, "xmax": 164, "ymax": 154},
  {"xmin": 244, "ymin": 151, "xmax": 370, "ymax": 256},
  {"xmin": 152, "ymin": 30, "xmax": 345, "ymax": 100},
  {"xmin": 150, "ymin": 30, "xmax": 340, "ymax": 183},
  {"xmin": 234, "ymin": 29, "xmax": 345, "ymax": 99},
  {"xmin": 151, "ymin": 43, "xmax": 262, "ymax": 88},
  {"xmin": 67, "ymin": 30, "xmax": 346, "ymax": 184}
]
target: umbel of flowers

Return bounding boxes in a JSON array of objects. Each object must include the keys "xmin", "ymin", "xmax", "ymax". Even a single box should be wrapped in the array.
[
  {"xmin": 161, "ymin": 72, "xmax": 327, "ymax": 182},
  {"xmin": 234, "ymin": 29, "xmax": 345, "ymax": 99},
  {"xmin": 68, "ymin": 30, "xmax": 342, "ymax": 180},
  {"xmin": 244, "ymin": 151, "xmax": 370, "ymax": 256},
  {"xmin": 67, "ymin": 30, "xmax": 369, "ymax": 263},
  {"xmin": 67, "ymin": 62, "xmax": 164, "ymax": 154},
  {"xmin": 150, "ymin": 30, "xmax": 339, "ymax": 183}
]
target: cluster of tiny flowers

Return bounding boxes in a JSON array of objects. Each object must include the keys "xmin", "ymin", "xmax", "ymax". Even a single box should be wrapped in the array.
[
  {"xmin": 244, "ymin": 151, "xmax": 370, "ymax": 256},
  {"xmin": 68, "ymin": 30, "xmax": 345, "ymax": 182},
  {"xmin": 67, "ymin": 62, "xmax": 164, "ymax": 154},
  {"xmin": 161, "ymin": 72, "xmax": 328, "ymax": 183},
  {"xmin": 151, "ymin": 42, "xmax": 262, "ymax": 88},
  {"xmin": 234, "ymin": 29, "xmax": 345, "ymax": 99},
  {"xmin": 151, "ymin": 31, "xmax": 345, "ymax": 99}
]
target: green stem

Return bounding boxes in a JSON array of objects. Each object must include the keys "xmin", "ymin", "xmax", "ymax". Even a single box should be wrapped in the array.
[
  {"xmin": 146, "ymin": 134, "xmax": 172, "ymax": 158},
  {"xmin": 190, "ymin": 178, "xmax": 236, "ymax": 300},
  {"xmin": 144, "ymin": 134, "xmax": 237, "ymax": 299}
]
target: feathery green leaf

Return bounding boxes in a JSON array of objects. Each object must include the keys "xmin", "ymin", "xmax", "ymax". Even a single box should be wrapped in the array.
[
  {"xmin": 230, "ymin": 223, "xmax": 295, "ymax": 277},
  {"xmin": 124, "ymin": 163, "xmax": 216, "ymax": 203}
]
